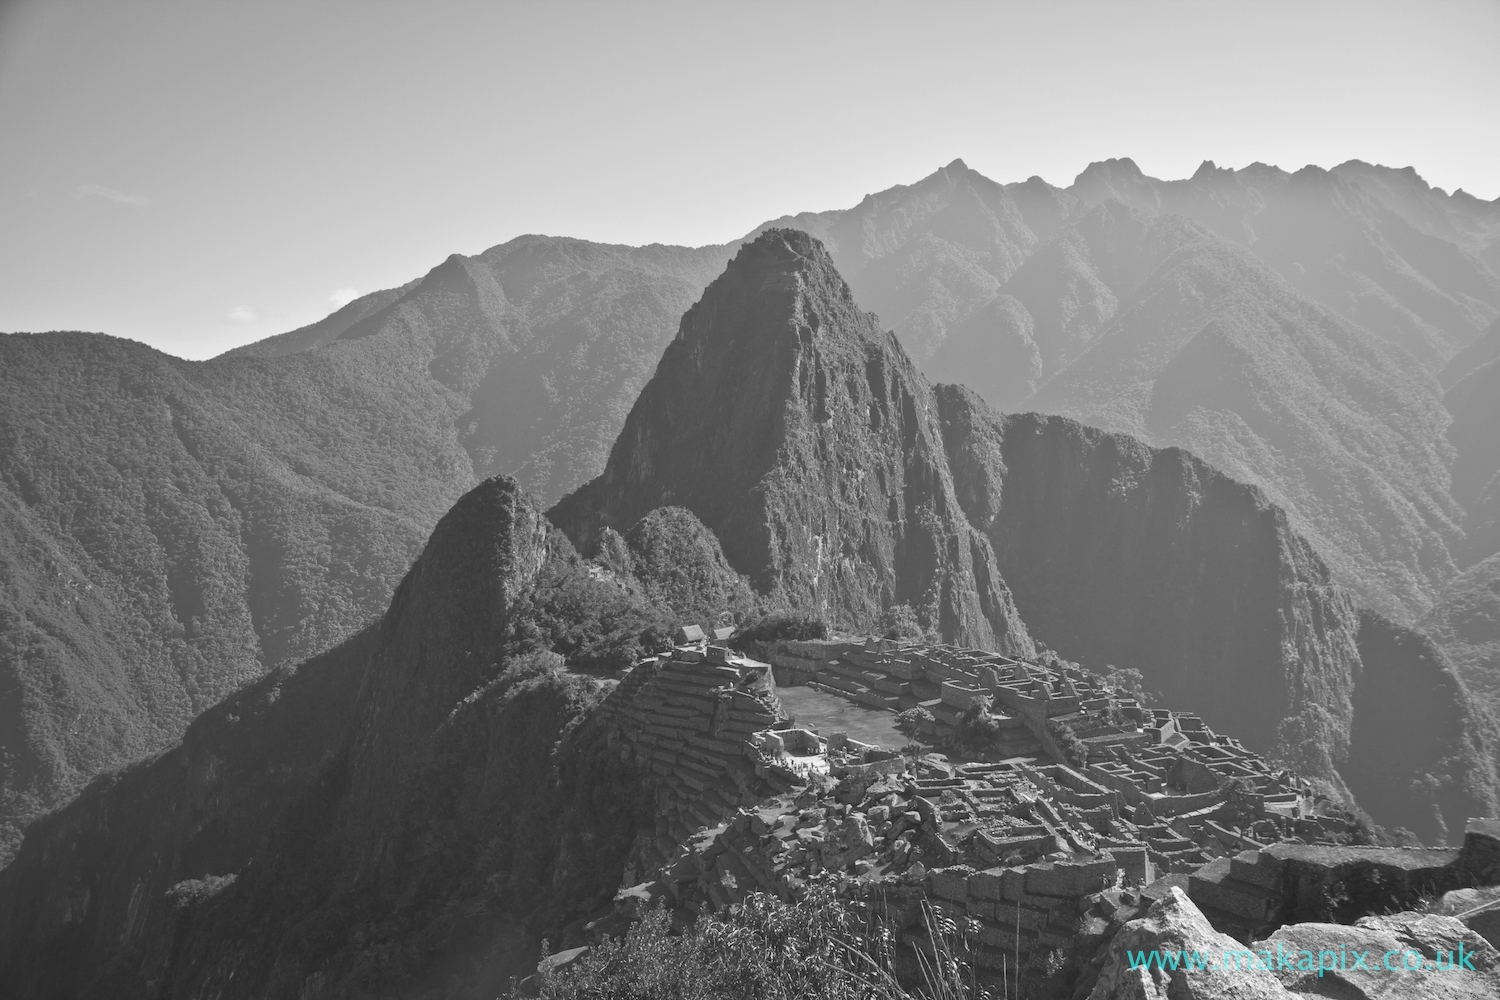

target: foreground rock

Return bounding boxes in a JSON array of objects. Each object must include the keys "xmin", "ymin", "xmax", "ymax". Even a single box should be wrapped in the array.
[
  {"xmin": 1260, "ymin": 912, "xmax": 1498, "ymax": 999},
  {"xmin": 1087, "ymin": 886, "xmax": 1500, "ymax": 999},
  {"xmin": 1088, "ymin": 887, "xmax": 1287, "ymax": 999}
]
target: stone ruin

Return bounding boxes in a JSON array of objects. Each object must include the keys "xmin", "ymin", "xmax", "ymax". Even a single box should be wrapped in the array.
[{"xmin": 579, "ymin": 628, "xmax": 1500, "ymax": 994}]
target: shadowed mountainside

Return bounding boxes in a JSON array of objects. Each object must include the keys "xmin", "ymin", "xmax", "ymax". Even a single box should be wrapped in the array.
[
  {"xmin": 1421, "ymin": 553, "xmax": 1500, "ymax": 746},
  {"xmin": 0, "ymin": 477, "xmax": 661, "ymax": 998},
  {"xmin": 934, "ymin": 385, "xmax": 1498, "ymax": 841}
]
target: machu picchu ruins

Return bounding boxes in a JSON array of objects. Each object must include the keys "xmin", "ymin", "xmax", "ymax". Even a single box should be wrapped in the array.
[{"xmin": 582, "ymin": 627, "xmax": 1500, "ymax": 989}]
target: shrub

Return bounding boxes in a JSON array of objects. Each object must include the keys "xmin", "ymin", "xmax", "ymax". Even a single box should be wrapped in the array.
[
  {"xmin": 876, "ymin": 604, "xmax": 924, "ymax": 641},
  {"xmin": 1046, "ymin": 719, "xmax": 1089, "ymax": 768},
  {"xmin": 729, "ymin": 612, "xmax": 828, "ymax": 650},
  {"xmin": 954, "ymin": 702, "xmax": 1002, "ymax": 748}
]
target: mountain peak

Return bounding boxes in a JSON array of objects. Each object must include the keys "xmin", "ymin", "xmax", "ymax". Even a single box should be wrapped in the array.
[
  {"xmin": 548, "ymin": 233, "xmax": 1031, "ymax": 649},
  {"xmin": 726, "ymin": 226, "xmax": 834, "ymax": 278},
  {"xmin": 1191, "ymin": 159, "xmax": 1222, "ymax": 180}
]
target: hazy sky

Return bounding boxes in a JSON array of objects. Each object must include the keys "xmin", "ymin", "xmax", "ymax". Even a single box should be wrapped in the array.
[{"xmin": 1, "ymin": 0, "xmax": 1496, "ymax": 359}]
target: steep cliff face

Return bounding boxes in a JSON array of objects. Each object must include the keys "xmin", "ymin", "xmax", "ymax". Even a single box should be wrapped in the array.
[
  {"xmin": 1348, "ymin": 612, "xmax": 1500, "ymax": 844},
  {"xmin": 934, "ymin": 384, "xmax": 1361, "ymax": 753},
  {"xmin": 934, "ymin": 384, "xmax": 1498, "ymax": 843},
  {"xmin": 549, "ymin": 230, "xmax": 1032, "ymax": 653}
]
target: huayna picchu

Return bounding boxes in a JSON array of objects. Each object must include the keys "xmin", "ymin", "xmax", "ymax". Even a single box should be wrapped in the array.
[{"xmin": 2, "ymin": 229, "xmax": 1499, "ymax": 999}]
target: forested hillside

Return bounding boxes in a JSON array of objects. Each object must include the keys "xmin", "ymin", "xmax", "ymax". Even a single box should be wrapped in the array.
[{"xmin": 0, "ymin": 332, "xmax": 473, "ymax": 859}]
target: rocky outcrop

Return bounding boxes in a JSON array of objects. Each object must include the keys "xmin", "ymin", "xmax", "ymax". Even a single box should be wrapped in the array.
[
  {"xmin": 1087, "ymin": 887, "xmax": 1288, "ymax": 999},
  {"xmin": 1086, "ymin": 885, "xmax": 1500, "ymax": 1000},
  {"xmin": 1259, "ymin": 911, "xmax": 1500, "ymax": 999},
  {"xmin": 549, "ymin": 230, "xmax": 1033, "ymax": 652}
]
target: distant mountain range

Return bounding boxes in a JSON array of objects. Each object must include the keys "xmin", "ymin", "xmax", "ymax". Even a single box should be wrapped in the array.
[
  {"xmin": 1, "ymin": 157, "xmax": 1496, "ymax": 861},
  {"xmin": 1, "ymin": 231, "xmax": 1494, "ymax": 999}
]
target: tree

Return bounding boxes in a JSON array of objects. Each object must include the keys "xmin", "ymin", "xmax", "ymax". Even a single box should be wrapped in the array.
[
  {"xmin": 895, "ymin": 707, "xmax": 934, "ymax": 757},
  {"xmin": 1221, "ymin": 777, "xmax": 1259, "ymax": 828},
  {"xmin": 954, "ymin": 701, "xmax": 1001, "ymax": 749},
  {"xmin": 876, "ymin": 604, "xmax": 923, "ymax": 641}
]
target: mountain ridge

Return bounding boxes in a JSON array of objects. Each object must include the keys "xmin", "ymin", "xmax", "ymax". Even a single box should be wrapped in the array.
[{"xmin": 4, "ymin": 153, "xmax": 1498, "ymax": 864}]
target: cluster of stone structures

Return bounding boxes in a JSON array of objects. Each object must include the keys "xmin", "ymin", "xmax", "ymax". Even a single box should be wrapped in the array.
[
  {"xmin": 589, "ymin": 630, "xmax": 1500, "ymax": 984},
  {"xmin": 759, "ymin": 637, "xmax": 1359, "ymax": 865}
]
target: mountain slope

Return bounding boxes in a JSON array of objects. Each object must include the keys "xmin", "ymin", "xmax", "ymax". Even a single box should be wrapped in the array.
[
  {"xmin": 1011, "ymin": 203, "xmax": 1463, "ymax": 620},
  {"xmin": 0, "ymin": 477, "xmax": 651, "ymax": 999},
  {"xmin": 0, "ymin": 331, "xmax": 474, "ymax": 861},
  {"xmin": 754, "ymin": 159, "xmax": 1038, "ymax": 363},
  {"xmin": 299, "ymin": 237, "xmax": 735, "ymax": 505},
  {"xmin": 1447, "ymin": 336, "xmax": 1500, "ymax": 566},
  {"xmin": 548, "ymin": 229, "xmax": 1033, "ymax": 652},
  {"xmin": 1421, "ymin": 553, "xmax": 1500, "ymax": 738}
]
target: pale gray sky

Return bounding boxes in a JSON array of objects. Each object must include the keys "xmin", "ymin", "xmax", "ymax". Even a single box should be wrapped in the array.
[{"xmin": 1, "ymin": 0, "xmax": 1496, "ymax": 359}]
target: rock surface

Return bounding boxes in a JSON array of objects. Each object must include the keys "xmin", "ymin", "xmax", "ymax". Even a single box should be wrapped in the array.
[
  {"xmin": 1087, "ymin": 886, "xmax": 1288, "ymax": 999},
  {"xmin": 1259, "ymin": 911, "xmax": 1500, "ymax": 998},
  {"xmin": 1088, "ymin": 885, "xmax": 1500, "ymax": 1000}
]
